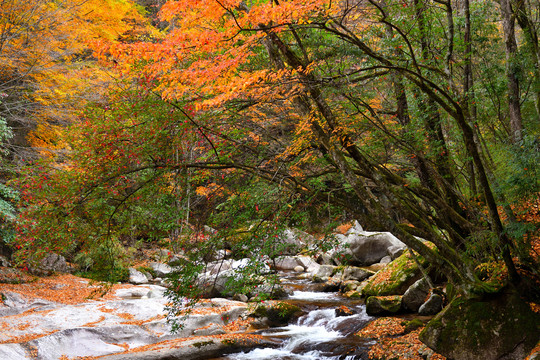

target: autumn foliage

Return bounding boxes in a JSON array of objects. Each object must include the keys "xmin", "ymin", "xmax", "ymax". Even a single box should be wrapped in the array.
[{"xmin": 8, "ymin": 0, "xmax": 540, "ymax": 311}]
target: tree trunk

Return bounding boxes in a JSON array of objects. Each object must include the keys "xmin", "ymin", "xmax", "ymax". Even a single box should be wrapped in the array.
[{"xmin": 499, "ymin": 0, "xmax": 524, "ymax": 143}]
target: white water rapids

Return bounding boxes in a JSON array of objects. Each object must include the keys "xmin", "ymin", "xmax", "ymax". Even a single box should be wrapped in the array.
[{"xmin": 224, "ymin": 290, "xmax": 374, "ymax": 360}]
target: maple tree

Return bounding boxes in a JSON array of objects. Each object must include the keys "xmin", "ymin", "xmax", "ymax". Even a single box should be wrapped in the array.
[
  {"xmin": 91, "ymin": 0, "xmax": 537, "ymax": 290},
  {"xmin": 12, "ymin": 0, "xmax": 539, "ymax": 297},
  {"xmin": 0, "ymin": 0, "xmax": 150, "ymax": 161}
]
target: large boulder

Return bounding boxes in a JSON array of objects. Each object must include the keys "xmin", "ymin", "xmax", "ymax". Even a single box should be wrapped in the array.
[
  {"xmin": 420, "ymin": 291, "xmax": 540, "ymax": 360},
  {"xmin": 418, "ymin": 293, "xmax": 444, "ymax": 316},
  {"xmin": 128, "ymin": 268, "xmax": 149, "ymax": 285},
  {"xmin": 366, "ymin": 295, "xmax": 403, "ymax": 315},
  {"xmin": 341, "ymin": 266, "xmax": 374, "ymax": 282},
  {"xmin": 402, "ymin": 278, "xmax": 430, "ymax": 312},
  {"xmin": 361, "ymin": 251, "xmax": 426, "ymax": 297},
  {"xmin": 197, "ymin": 259, "xmax": 277, "ymax": 298},
  {"xmin": 345, "ymin": 220, "xmax": 364, "ymax": 235},
  {"xmin": 275, "ymin": 228, "xmax": 315, "ymax": 255},
  {"xmin": 148, "ymin": 262, "xmax": 172, "ymax": 277},
  {"xmin": 295, "ymin": 256, "xmax": 320, "ymax": 273},
  {"xmin": 272, "ymin": 256, "xmax": 300, "ymax": 271},
  {"xmin": 0, "ymin": 285, "xmax": 249, "ymax": 360},
  {"xmin": 345, "ymin": 231, "xmax": 406, "ymax": 266},
  {"xmin": 272, "ymin": 256, "xmax": 320, "ymax": 273},
  {"xmin": 30, "ymin": 253, "xmax": 72, "ymax": 275},
  {"xmin": 313, "ymin": 265, "xmax": 338, "ymax": 281}
]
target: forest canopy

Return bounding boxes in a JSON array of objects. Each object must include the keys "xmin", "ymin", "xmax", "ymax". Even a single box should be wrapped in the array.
[{"xmin": 1, "ymin": 0, "xmax": 538, "ymax": 302}]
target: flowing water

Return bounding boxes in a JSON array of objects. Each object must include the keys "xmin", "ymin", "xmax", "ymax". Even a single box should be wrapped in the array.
[{"xmin": 213, "ymin": 273, "xmax": 375, "ymax": 360}]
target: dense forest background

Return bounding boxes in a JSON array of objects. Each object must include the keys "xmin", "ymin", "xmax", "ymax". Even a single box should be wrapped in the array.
[{"xmin": 0, "ymin": 0, "xmax": 538, "ymax": 301}]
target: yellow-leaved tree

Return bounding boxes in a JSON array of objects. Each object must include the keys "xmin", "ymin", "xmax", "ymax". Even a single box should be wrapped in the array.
[{"xmin": 0, "ymin": 0, "xmax": 154, "ymax": 161}]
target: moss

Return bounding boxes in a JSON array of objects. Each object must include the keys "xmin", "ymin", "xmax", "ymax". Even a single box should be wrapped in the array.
[
  {"xmin": 474, "ymin": 261, "xmax": 508, "ymax": 293},
  {"xmin": 420, "ymin": 291, "xmax": 540, "ymax": 360},
  {"xmin": 249, "ymin": 302, "xmax": 302, "ymax": 326},
  {"xmin": 366, "ymin": 295, "xmax": 403, "ymax": 315},
  {"xmin": 361, "ymin": 251, "xmax": 428, "ymax": 296},
  {"xmin": 403, "ymin": 318, "xmax": 424, "ymax": 333},
  {"xmin": 344, "ymin": 290, "xmax": 362, "ymax": 298},
  {"xmin": 192, "ymin": 340, "xmax": 214, "ymax": 348},
  {"xmin": 136, "ymin": 265, "xmax": 156, "ymax": 278},
  {"xmin": 221, "ymin": 339, "xmax": 237, "ymax": 347}
]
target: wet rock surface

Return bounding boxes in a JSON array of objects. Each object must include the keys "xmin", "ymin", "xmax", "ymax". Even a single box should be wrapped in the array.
[{"xmin": 0, "ymin": 285, "xmax": 249, "ymax": 360}]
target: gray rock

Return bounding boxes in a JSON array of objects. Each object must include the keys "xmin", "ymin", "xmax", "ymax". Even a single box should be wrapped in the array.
[
  {"xmin": 0, "ymin": 255, "xmax": 11, "ymax": 267},
  {"xmin": 418, "ymin": 293, "xmax": 443, "ymax": 315},
  {"xmin": 192, "ymin": 324, "xmax": 226, "ymax": 336},
  {"xmin": 273, "ymin": 256, "xmax": 301, "ymax": 271},
  {"xmin": 345, "ymin": 220, "xmax": 364, "ymax": 235},
  {"xmin": 293, "ymin": 265, "xmax": 305, "ymax": 272},
  {"xmin": 274, "ymin": 228, "xmax": 315, "ymax": 255},
  {"xmin": 206, "ymin": 260, "xmax": 233, "ymax": 274},
  {"xmin": 0, "ymin": 282, "xmax": 250, "ymax": 360},
  {"xmin": 403, "ymin": 278, "xmax": 430, "ymax": 312},
  {"xmin": 115, "ymin": 287, "xmax": 150, "ymax": 299},
  {"xmin": 296, "ymin": 256, "xmax": 320, "ymax": 273},
  {"xmin": 232, "ymin": 293, "xmax": 248, "ymax": 302},
  {"xmin": 366, "ymin": 295, "xmax": 403, "ymax": 315},
  {"xmin": 345, "ymin": 231, "xmax": 406, "ymax": 266},
  {"xmin": 316, "ymin": 252, "xmax": 334, "ymax": 265},
  {"xmin": 149, "ymin": 262, "xmax": 172, "ymax": 277},
  {"xmin": 379, "ymin": 256, "xmax": 392, "ymax": 264},
  {"xmin": 128, "ymin": 268, "xmax": 148, "ymax": 284},
  {"xmin": 387, "ymin": 245, "xmax": 406, "ymax": 259},
  {"xmin": 32, "ymin": 253, "xmax": 71, "ymax": 275},
  {"xmin": 420, "ymin": 291, "xmax": 540, "ymax": 360},
  {"xmin": 0, "ymin": 344, "xmax": 27, "ymax": 359},
  {"xmin": 314, "ymin": 265, "xmax": 337, "ymax": 280},
  {"xmin": 341, "ymin": 267, "xmax": 374, "ymax": 282},
  {"xmin": 142, "ymin": 271, "xmax": 153, "ymax": 281}
]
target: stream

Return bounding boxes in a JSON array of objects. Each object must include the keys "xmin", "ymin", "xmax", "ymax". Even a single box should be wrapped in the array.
[{"xmin": 212, "ymin": 272, "xmax": 375, "ymax": 360}]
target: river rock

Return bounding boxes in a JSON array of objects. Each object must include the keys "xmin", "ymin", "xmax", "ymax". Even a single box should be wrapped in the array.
[
  {"xmin": 205, "ymin": 259, "xmax": 233, "ymax": 274},
  {"xmin": 335, "ymin": 305, "xmax": 355, "ymax": 317},
  {"xmin": 197, "ymin": 259, "xmax": 274, "ymax": 298},
  {"xmin": 149, "ymin": 262, "xmax": 172, "ymax": 277},
  {"xmin": 366, "ymin": 295, "xmax": 403, "ymax": 315},
  {"xmin": 273, "ymin": 256, "xmax": 302, "ymax": 271},
  {"xmin": 341, "ymin": 266, "xmax": 374, "ymax": 282},
  {"xmin": 296, "ymin": 256, "xmax": 320, "ymax": 273},
  {"xmin": 361, "ymin": 251, "xmax": 426, "ymax": 297},
  {"xmin": 345, "ymin": 231, "xmax": 406, "ymax": 266},
  {"xmin": 0, "ymin": 255, "xmax": 11, "ymax": 267},
  {"xmin": 313, "ymin": 265, "xmax": 337, "ymax": 282},
  {"xmin": 418, "ymin": 293, "xmax": 443, "ymax": 316},
  {"xmin": 315, "ymin": 252, "xmax": 334, "ymax": 265},
  {"xmin": 115, "ymin": 287, "xmax": 150, "ymax": 299},
  {"xmin": 345, "ymin": 220, "xmax": 364, "ymax": 235},
  {"xmin": 387, "ymin": 245, "xmax": 406, "ymax": 259},
  {"xmin": 420, "ymin": 291, "xmax": 540, "ymax": 360},
  {"xmin": 128, "ymin": 268, "xmax": 149, "ymax": 284},
  {"xmin": 0, "ymin": 285, "xmax": 249, "ymax": 360},
  {"xmin": 402, "ymin": 278, "xmax": 430, "ymax": 312},
  {"xmin": 31, "ymin": 253, "xmax": 72, "ymax": 275},
  {"xmin": 232, "ymin": 293, "xmax": 248, "ymax": 302}
]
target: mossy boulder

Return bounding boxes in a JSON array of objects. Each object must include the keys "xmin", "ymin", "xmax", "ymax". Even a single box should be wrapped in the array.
[
  {"xmin": 250, "ymin": 302, "xmax": 302, "ymax": 327},
  {"xmin": 419, "ymin": 291, "xmax": 540, "ymax": 360},
  {"xmin": 361, "ymin": 251, "xmax": 427, "ymax": 297},
  {"xmin": 366, "ymin": 295, "xmax": 403, "ymax": 315}
]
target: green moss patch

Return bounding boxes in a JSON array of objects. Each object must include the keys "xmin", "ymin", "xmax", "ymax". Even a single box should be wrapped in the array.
[
  {"xmin": 420, "ymin": 291, "xmax": 540, "ymax": 360},
  {"xmin": 361, "ymin": 251, "xmax": 428, "ymax": 297}
]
